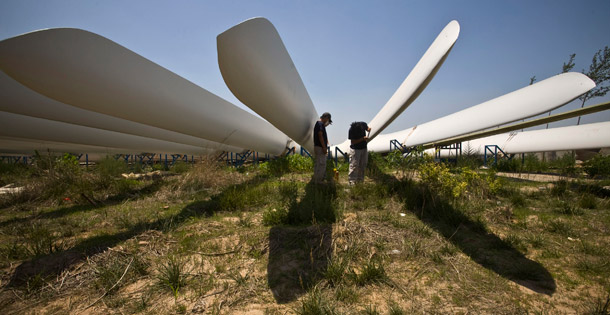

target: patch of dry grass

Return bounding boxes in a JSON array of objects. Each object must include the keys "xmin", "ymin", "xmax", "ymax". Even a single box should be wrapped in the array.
[{"xmin": 0, "ymin": 157, "xmax": 609, "ymax": 314}]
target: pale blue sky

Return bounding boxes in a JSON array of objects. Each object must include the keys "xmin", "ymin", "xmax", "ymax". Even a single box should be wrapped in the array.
[{"xmin": 1, "ymin": 0, "xmax": 609, "ymax": 145}]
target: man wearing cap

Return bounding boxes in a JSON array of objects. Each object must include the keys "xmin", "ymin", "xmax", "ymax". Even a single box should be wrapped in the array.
[
  {"xmin": 312, "ymin": 112, "xmax": 332, "ymax": 183},
  {"xmin": 348, "ymin": 121, "xmax": 371, "ymax": 185}
]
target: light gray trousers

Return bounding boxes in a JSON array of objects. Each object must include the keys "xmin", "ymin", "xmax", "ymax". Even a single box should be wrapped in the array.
[
  {"xmin": 349, "ymin": 148, "xmax": 368, "ymax": 184},
  {"xmin": 313, "ymin": 146, "xmax": 327, "ymax": 183}
]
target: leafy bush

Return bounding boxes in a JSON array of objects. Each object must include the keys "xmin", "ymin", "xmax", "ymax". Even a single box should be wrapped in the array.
[
  {"xmin": 97, "ymin": 156, "xmax": 128, "ymax": 178},
  {"xmin": 262, "ymin": 207, "xmax": 289, "ymax": 226},
  {"xmin": 583, "ymin": 154, "xmax": 610, "ymax": 178},
  {"xmin": 549, "ymin": 153, "xmax": 577, "ymax": 176},
  {"xmin": 259, "ymin": 154, "xmax": 313, "ymax": 176},
  {"xmin": 495, "ymin": 158, "xmax": 521, "ymax": 173},
  {"xmin": 383, "ymin": 147, "xmax": 425, "ymax": 177},
  {"xmin": 170, "ymin": 161, "xmax": 191, "ymax": 174},
  {"xmin": 523, "ymin": 153, "xmax": 548, "ymax": 173}
]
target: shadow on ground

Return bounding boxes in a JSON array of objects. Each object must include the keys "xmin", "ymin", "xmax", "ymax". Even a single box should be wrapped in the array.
[
  {"xmin": 4, "ymin": 175, "xmax": 273, "ymax": 288},
  {"xmin": 368, "ymin": 160, "xmax": 556, "ymax": 295},
  {"xmin": 0, "ymin": 179, "xmax": 165, "ymax": 228},
  {"xmin": 267, "ymin": 181, "xmax": 337, "ymax": 303}
]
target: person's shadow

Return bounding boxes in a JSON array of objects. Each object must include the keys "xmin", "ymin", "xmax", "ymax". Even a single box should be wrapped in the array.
[
  {"xmin": 367, "ymin": 158, "xmax": 556, "ymax": 295},
  {"xmin": 267, "ymin": 181, "xmax": 336, "ymax": 303}
]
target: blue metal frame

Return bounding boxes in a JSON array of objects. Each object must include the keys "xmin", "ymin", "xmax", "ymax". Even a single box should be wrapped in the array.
[
  {"xmin": 0, "ymin": 155, "xmax": 31, "ymax": 164},
  {"xmin": 435, "ymin": 142, "xmax": 462, "ymax": 163},
  {"xmin": 334, "ymin": 146, "xmax": 349, "ymax": 165},
  {"xmin": 300, "ymin": 147, "xmax": 312, "ymax": 158},
  {"xmin": 390, "ymin": 139, "xmax": 408, "ymax": 153},
  {"xmin": 484, "ymin": 145, "xmax": 512, "ymax": 166}
]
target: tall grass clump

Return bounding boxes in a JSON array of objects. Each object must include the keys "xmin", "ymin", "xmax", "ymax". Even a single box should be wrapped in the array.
[
  {"xmin": 157, "ymin": 255, "xmax": 188, "ymax": 298},
  {"xmin": 23, "ymin": 223, "xmax": 64, "ymax": 257},
  {"xmin": 92, "ymin": 254, "xmax": 148, "ymax": 295},
  {"xmin": 295, "ymin": 286, "xmax": 339, "ymax": 315},
  {"xmin": 170, "ymin": 157, "xmax": 231, "ymax": 196},
  {"xmin": 351, "ymin": 260, "xmax": 388, "ymax": 286},
  {"xmin": 6, "ymin": 153, "xmax": 84, "ymax": 204}
]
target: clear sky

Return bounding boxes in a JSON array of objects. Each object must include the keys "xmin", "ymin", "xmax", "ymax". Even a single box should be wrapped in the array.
[{"xmin": 1, "ymin": 0, "xmax": 609, "ymax": 145}]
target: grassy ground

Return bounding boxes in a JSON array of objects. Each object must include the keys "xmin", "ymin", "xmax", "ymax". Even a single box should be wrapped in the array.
[{"xmin": 0, "ymin": 154, "xmax": 609, "ymax": 314}]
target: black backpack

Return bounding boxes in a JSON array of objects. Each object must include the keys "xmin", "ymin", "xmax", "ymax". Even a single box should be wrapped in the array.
[{"xmin": 349, "ymin": 121, "xmax": 366, "ymax": 139}]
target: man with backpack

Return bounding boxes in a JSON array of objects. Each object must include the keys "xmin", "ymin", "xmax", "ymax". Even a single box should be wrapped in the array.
[{"xmin": 348, "ymin": 121, "xmax": 371, "ymax": 185}]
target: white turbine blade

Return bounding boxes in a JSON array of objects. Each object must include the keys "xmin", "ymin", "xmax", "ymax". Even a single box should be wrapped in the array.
[
  {"xmin": 0, "ymin": 136, "xmax": 148, "ymax": 156},
  {"xmin": 218, "ymin": 17, "xmax": 319, "ymax": 152},
  {"xmin": 360, "ymin": 72, "xmax": 595, "ymax": 153},
  {"xmin": 0, "ymin": 71, "xmax": 246, "ymax": 154},
  {"xmin": 427, "ymin": 101, "xmax": 610, "ymax": 148},
  {"xmin": 0, "ymin": 28, "xmax": 289, "ymax": 155},
  {"xmin": 432, "ymin": 121, "xmax": 610, "ymax": 156},
  {"xmin": 399, "ymin": 72, "xmax": 595, "ymax": 147},
  {"xmin": 0, "ymin": 111, "xmax": 218, "ymax": 155},
  {"xmin": 368, "ymin": 20, "xmax": 460, "ymax": 140}
]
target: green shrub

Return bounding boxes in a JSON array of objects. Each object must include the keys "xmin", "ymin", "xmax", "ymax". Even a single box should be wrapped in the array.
[
  {"xmin": 418, "ymin": 159, "xmax": 500, "ymax": 199},
  {"xmin": 495, "ymin": 158, "xmax": 521, "ymax": 173},
  {"xmin": 171, "ymin": 161, "xmax": 191, "ymax": 174},
  {"xmin": 579, "ymin": 194, "xmax": 598, "ymax": 209},
  {"xmin": 262, "ymin": 207, "xmax": 289, "ymax": 226},
  {"xmin": 259, "ymin": 154, "xmax": 313, "ymax": 176},
  {"xmin": 523, "ymin": 153, "xmax": 548, "ymax": 173},
  {"xmin": 549, "ymin": 153, "xmax": 577, "ymax": 176},
  {"xmin": 551, "ymin": 180, "xmax": 569, "ymax": 197},
  {"xmin": 583, "ymin": 154, "xmax": 610, "ymax": 178},
  {"xmin": 97, "ymin": 156, "xmax": 128, "ymax": 178}
]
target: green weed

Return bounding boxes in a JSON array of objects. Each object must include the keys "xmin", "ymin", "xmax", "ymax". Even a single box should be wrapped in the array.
[
  {"xmin": 262, "ymin": 207, "xmax": 289, "ymax": 226},
  {"xmin": 546, "ymin": 219, "xmax": 574, "ymax": 236},
  {"xmin": 295, "ymin": 286, "xmax": 339, "ymax": 315},
  {"xmin": 23, "ymin": 224, "xmax": 64, "ymax": 257},
  {"xmin": 334, "ymin": 285, "xmax": 359, "ymax": 303},
  {"xmin": 579, "ymin": 194, "xmax": 599, "ymax": 209},
  {"xmin": 157, "ymin": 255, "xmax": 188, "ymax": 298},
  {"xmin": 323, "ymin": 256, "xmax": 349, "ymax": 287},
  {"xmin": 351, "ymin": 260, "xmax": 387, "ymax": 286}
]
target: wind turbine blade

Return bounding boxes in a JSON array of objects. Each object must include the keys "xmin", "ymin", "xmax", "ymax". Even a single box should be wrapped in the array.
[
  {"xmin": 0, "ymin": 28, "xmax": 289, "ymax": 155},
  {"xmin": 0, "ymin": 136, "xmax": 152, "ymax": 156},
  {"xmin": 218, "ymin": 18, "xmax": 319, "ymax": 152},
  {"xmin": 361, "ymin": 72, "xmax": 595, "ymax": 153},
  {"xmin": 427, "ymin": 100, "xmax": 610, "ymax": 148},
  {"xmin": 398, "ymin": 72, "xmax": 595, "ymax": 147},
  {"xmin": 0, "ymin": 111, "xmax": 218, "ymax": 155},
  {"xmin": 0, "ymin": 71, "xmax": 246, "ymax": 154},
  {"xmin": 432, "ymin": 121, "xmax": 610, "ymax": 156},
  {"xmin": 368, "ymin": 20, "xmax": 460, "ymax": 140}
]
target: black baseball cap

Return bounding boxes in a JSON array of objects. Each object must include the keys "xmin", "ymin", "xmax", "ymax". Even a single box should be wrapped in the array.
[{"xmin": 321, "ymin": 112, "xmax": 332, "ymax": 124}]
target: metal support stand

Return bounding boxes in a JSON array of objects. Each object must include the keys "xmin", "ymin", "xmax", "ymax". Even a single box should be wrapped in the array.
[
  {"xmin": 230, "ymin": 150, "xmax": 253, "ymax": 167},
  {"xmin": 390, "ymin": 139, "xmax": 409, "ymax": 153},
  {"xmin": 300, "ymin": 147, "xmax": 312, "ymax": 158},
  {"xmin": 484, "ymin": 145, "xmax": 512, "ymax": 166},
  {"xmin": 1, "ymin": 156, "xmax": 30, "ymax": 164},
  {"xmin": 435, "ymin": 143, "xmax": 462, "ymax": 163},
  {"xmin": 334, "ymin": 146, "xmax": 349, "ymax": 165},
  {"xmin": 286, "ymin": 147, "xmax": 296, "ymax": 156}
]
